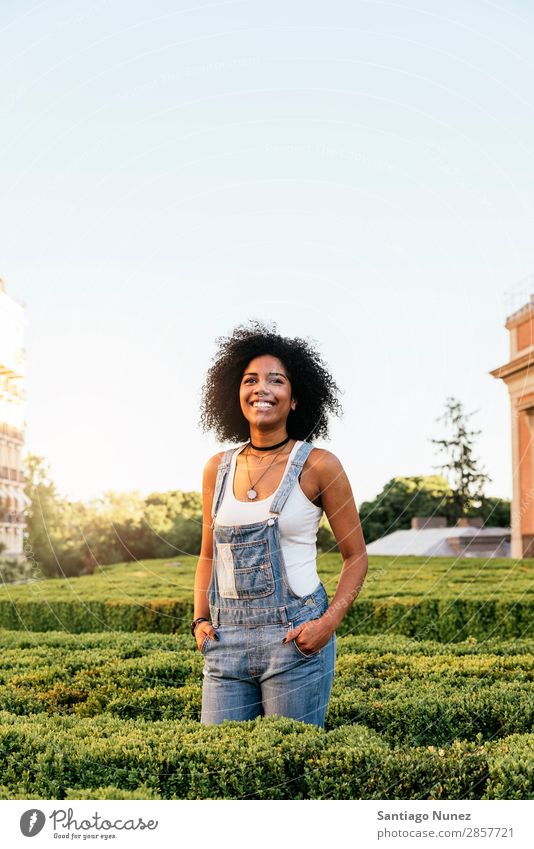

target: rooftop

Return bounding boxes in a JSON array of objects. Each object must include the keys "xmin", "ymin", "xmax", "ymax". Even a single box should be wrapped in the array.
[{"xmin": 366, "ymin": 518, "xmax": 511, "ymax": 558}]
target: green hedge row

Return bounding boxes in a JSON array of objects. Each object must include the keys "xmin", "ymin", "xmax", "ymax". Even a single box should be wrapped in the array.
[
  {"xmin": 328, "ymin": 680, "xmax": 534, "ymax": 745},
  {"xmin": 3, "ymin": 674, "xmax": 531, "ymax": 747},
  {"xmin": 2, "ymin": 628, "xmax": 533, "ymax": 656},
  {"xmin": 5, "ymin": 649, "xmax": 532, "ymax": 692},
  {"xmin": 5, "ymin": 555, "xmax": 532, "ymax": 603},
  {"xmin": 1, "ymin": 554, "xmax": 533, "ymax": 641},
  {"xmin": 9, "ymin": 681, "xmax": 533, "ymax": 750},
  {"xmin": 1, "ymin": 596, "xmax": 532, "ymax": 640},
  {"xmin": 354, "ymin": 598, "xmax": 534, "ymax": 642},
  {"xmin": 1, "ymin": 629, "xmax": 533, "ymax": 746},
  {"xmin": 0, "ymin": 598, "xmax": 191, "ymax": 634},
  {"xmin": 0, "ymin": 711, "xmax": 531, "ymax": 799},
  {"xmin": 0, "ymin": 783, "xmax": 163, "ymax": 800},
  {"xmin": 4, "ymin": 635, "xmax": 532, "ymax": 687}
]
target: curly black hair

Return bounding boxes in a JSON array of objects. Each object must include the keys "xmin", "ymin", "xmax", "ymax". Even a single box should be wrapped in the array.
[{"xmin": 199, "ymin": 320, "xmax": 343, "ymax": 443}]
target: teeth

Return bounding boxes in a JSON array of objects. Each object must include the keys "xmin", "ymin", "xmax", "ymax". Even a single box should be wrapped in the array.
[{"xmin": 252, "ymin": 402, "xmax": 273, "ymax": 407}]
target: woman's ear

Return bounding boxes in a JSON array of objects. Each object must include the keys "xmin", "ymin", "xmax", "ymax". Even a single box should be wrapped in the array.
[{"xmin": 291, "ymin": 398, "xmax": 297, "ymax": 411}]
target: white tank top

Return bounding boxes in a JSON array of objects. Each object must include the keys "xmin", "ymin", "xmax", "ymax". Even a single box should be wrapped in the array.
[{"xmin": 213, "ymin": 441, "xmax": 323, "ymax": 596}]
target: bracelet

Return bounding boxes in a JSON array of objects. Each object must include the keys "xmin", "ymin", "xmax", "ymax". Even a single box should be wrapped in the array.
[{"xmin": 191, "ymin": 616, "xmax": 209, "ymax": 637}]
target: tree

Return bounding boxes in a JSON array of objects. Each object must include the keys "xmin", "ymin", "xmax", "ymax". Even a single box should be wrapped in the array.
[
  {"xmin": 478, "ymin": 495, "xmax": 510, "ymax": 527},
  {"xmin": 23, "ymin": 455, "xmax": 127, "ymax": 576},
  {"xmin": 23, "ymin": 453, "xmax": 208, "ymax": 574},
  {"xmin": 430, "ymin": 397, "xmax": 492, "ymax": 521},
  {"xmin": 359, "ymin": 475, "xmax": 452, "ymax": 543},
  {"xmin": 23, "ymin": 453, "xmax": 67, "ymax": 577}
]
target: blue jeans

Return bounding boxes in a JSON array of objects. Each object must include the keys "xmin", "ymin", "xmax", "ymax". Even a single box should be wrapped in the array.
[{"xmin": 201, "ymin": 588, "xmax": 336, "ymax": 727}]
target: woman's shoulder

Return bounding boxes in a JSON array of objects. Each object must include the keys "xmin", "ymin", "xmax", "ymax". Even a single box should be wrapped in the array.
[
  {"xmin": 202, "ymin": 450, "xmax": 227, "ymax": 492},
  {"xmin": 204, "ymin": 449, "xmax": 227, "ymax": 472},
  {"xmin": 304, "ymin": 445, "xmax": 344, "ymax": 478},
  {"xmin": 203, "ymin": 444, "xmax": 244, "ymax": 474},
  {"xmin": 305, "ymin": 444, "xmax": 341, "ymax": 464},
  {"xmin": 205, "ymin": 450, "xmax": 226, "ymax": 465}
]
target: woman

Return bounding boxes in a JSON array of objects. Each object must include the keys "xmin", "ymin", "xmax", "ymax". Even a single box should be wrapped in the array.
[{"xmin": 194, "ymin": 321, "xmax": 368, "ymax": 727}]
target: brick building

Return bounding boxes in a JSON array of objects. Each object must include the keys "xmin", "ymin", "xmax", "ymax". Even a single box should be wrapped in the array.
[{"xmin": 491, "ymin": 292, "xmax": 534, "ymax": 558}]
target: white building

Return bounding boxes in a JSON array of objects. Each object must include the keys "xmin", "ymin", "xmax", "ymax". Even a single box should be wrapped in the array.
[
  {"xmin": 366, "ymin": 517, "xmax": 511, "ymax": 558},
  {"xmin": 0, "ymin": 279, "xmax": 27, "ymax": 558}
]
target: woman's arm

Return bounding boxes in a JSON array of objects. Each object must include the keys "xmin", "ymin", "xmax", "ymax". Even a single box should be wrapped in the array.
[
  {"xmin": 192, "ymin": 452, "xmax": 223, "ymax": 649},
  {"xmin": 284, "ymin": 450, "xmax": 368, "ymax": 653},
  {"xmin": 319, "ymin": 451, "xmax": 368, "ymax": 629}
]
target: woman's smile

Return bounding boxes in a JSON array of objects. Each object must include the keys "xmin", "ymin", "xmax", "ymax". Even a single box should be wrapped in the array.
[{"xmin": 250, "ymin": 400, "xmax": 275, "ymax": 409}]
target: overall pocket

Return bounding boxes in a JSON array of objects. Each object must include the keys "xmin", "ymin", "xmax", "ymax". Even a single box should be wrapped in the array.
[
  {"xmin": 216, "ymin": 539, "xmax": 275, "ymax": 599},
  {"xmin": 287, "ymin": 604, "xmax": 323, "ymax": 658},
  {"xmin": 292, "ymin": 639, "xmax": 321, "ymax": 659}
]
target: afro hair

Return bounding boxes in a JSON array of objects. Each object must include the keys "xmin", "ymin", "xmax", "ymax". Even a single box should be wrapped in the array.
[{"xmin": 199, "ymin": 320, "xmax": 343, "ymax": 443}]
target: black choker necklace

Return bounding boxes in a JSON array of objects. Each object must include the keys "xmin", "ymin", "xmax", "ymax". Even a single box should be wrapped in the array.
[{"xmin": 249, "ymin": 436, "xmax": 291, "ymax": 451}]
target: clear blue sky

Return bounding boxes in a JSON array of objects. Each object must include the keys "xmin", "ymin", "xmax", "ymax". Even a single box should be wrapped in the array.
[{"xmin": 2, "ymin": 0, "xmax": 533, "ymax": 505}]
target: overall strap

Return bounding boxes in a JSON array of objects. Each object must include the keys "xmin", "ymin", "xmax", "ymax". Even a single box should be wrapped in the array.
[
  {"xmin": 269, "ymin": 441, "xmax": 315, "ymax": 515},
  {"xmin": 210, "ymin": 447, "xmax": 240, "ymax": 524}
]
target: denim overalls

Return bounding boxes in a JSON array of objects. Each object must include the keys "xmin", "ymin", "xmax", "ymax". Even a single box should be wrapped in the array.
[{"xmin": 200, "ymin": 441, "xmax": 336, "ymax": 728}]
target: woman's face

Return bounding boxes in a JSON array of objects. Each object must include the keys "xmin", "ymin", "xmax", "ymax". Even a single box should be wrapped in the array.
[{"xmin": 239, "ymin": 354, "xmax": 296, "ymax": 429}]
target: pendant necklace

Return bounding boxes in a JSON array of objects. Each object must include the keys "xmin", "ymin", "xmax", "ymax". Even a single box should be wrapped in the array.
[{"xmin": 244, "ymin": 442, "xmax": 291, "ymax": 500}]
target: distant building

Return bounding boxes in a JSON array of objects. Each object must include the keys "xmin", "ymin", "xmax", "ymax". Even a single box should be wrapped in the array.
[
  {"xmin": 0, "ymin": 279, "xmax": 27, "ymax": 558},
  {"xmin": 490, "ymin": 291, "xmax": 534, "ymax": 558},
  {"xmin": 366, "ymin": 517, "xmax": 511, "ymax": 558}
]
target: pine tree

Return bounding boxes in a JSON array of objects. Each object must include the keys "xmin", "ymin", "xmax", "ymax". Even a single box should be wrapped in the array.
[{"xmin": 430, "ymin": 397, "xmax": 492, "ymax": 520}]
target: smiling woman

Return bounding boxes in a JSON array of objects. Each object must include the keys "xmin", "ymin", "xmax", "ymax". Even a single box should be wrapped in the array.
[{"xmin": 194, "ymin": 320, "xmax": 368, "ymax": 728}]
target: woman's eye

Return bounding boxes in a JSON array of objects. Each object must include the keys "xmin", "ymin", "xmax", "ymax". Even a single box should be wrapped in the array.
[{"xmin": 243, "ymin": 377, "xmax": 283, "ymax": 384}]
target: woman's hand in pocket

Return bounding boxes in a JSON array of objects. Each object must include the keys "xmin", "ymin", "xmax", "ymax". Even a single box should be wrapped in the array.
[
  {"xmin": 282, "ymin": 617, "xmax": 334, "ymax": 654},
  {"xmin": 195, "ymin": 621, "xmax": 219, "ymax": 652}
]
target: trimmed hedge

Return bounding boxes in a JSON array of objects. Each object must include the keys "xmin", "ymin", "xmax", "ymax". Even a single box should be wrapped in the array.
[
  {"xmin": 1, "ymin": 595, "xmax": 532, "ymax": 641},
  {"xmin": 1, "ymin": 629, "xmax": 533, "ymax": 747},
  {"xmin": 485, "ymin": 733, "xmax": 534, "ymax": 799},
  {"xmin": 0, "ymin": 710, "xmax": 531, "ymax": 799},
  {"xmin": 0, "ymin": 542, "xmax": 532, "ymax": 802},
  {"xmin": 0, "ymin": 711, "xmax": 496, "ymax": 800},
  {"xmin": 1, "ymin": 556, "xmax": 533, "ymax": 641}
]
